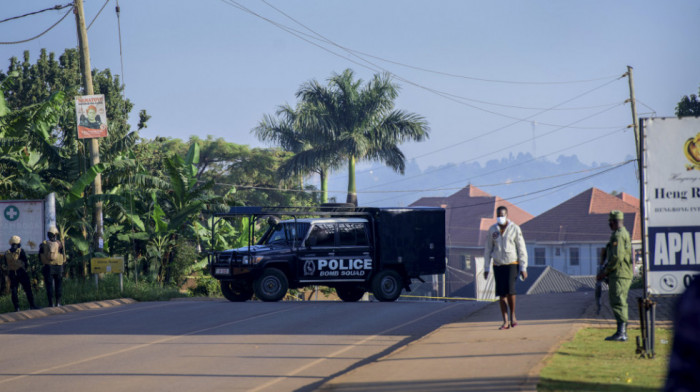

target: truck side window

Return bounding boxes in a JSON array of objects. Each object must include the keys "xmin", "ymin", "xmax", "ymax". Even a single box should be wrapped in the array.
[
  {"xmin": 308, "ymin": 223, "xmax": 335, "ymax": 247},
  {"xmin": 338, "ymin": 222, "xmax": 368, "ymax": 246}
]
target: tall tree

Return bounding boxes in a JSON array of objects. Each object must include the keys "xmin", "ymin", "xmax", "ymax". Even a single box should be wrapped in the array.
[
  {"xmin": 253, "ymin": 104, "xmax": 341, "ymax": 203},
  {"xmin": 297, "ymin": 69, "xmax": 430, "ymax": 205},
  {"xmin": 676, "ymin": 86, "xmax": 700, "ymax": 117}
]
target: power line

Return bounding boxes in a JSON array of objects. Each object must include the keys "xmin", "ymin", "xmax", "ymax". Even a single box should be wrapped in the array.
[
  {"xmin": 224, "ymin": 0, "xmax": 625, "ymax": 129},
  {"xmin": 87, "ymin": 0, "xmax": 111, "ymax": 30},
  {"xmin": 0, "ymin": 3, "xmax": 72, "ymax": 24},
  {"xmin": 205, "ymin": 156, "xmax": 631, "ymax": 197},
  {"xmin": 365, "ymin": 126, "xmax": 630, "ymax": 205},
  {"xmin": 258, "ymin": 0, "xmax": 620, "ymax": 86},
  {"xmin": 438, "ymin": 160, "xmax": 635, "ymax": 212},
  {"xmin": 363, "ymin": 103, "xmax": 626, "ymax": 192},
  {"xmin": 0, "ymin": 6, "xmax": 73, "ymax": 45},
  {"xmin": 225, "ymin": 1, "xmax": 628, "ymax": 183}
]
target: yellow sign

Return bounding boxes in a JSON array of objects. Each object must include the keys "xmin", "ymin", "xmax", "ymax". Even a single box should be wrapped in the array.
[{"xmin": 91, "ymin": 257, "xmax": 124, "ymax": 274}]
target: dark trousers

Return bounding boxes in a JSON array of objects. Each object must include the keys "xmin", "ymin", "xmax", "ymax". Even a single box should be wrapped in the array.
[
  {"xmin": 9, "ymin": 269, "xmax": 36, "ymax": 309},
  {"xmin": 42, "ymin": 265, "xmax": 63, "ymax": 306}
]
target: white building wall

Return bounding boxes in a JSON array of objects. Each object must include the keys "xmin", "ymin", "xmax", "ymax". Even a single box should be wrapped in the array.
[{"xmin": 526, "ymin": 242, "xmax": 606, "ymax": 276}]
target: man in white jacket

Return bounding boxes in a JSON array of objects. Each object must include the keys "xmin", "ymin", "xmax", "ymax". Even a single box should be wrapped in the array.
[{"xmin": 484, "ymin": 206, "xmax": 528, "ymax": 329}]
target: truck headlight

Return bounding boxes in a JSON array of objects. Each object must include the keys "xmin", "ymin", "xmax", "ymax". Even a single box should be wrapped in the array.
[{"xmin": 242, "ymin": 256, "xmax": 264, "ymax": 265}]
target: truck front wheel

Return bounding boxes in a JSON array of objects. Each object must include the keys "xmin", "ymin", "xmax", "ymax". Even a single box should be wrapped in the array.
[
  {"xmin": 371, "ymin": 270, "xmax": 402, "ymax": 302},
  {"xmin": 253, "ymin": 268, "xmax": 289, "ymax": 302},
  {"xmin": 221, "ymin": 279, "xmax": 253, "ymax": 302}
]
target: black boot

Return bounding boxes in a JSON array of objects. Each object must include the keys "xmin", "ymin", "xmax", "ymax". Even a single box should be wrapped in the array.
[{"xmin": 605, "ymin": 322, "xmax": 628, "ymax": 341}]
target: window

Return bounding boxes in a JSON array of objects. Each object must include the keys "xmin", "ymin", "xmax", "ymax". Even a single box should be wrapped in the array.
[
  {"xmin": 569, "ymin": 247, "xmax": 580, "ymax": 266},
  {"xmin": 535, "ymin": 248, "xmax": 546, "ymax": 265},
  {"xmin": 462, "ymin": 254, "xmax": 471, "ymax": 270},
  {"xmin": 307, "ymin": 223, "xmax": 335, "ymax": 247},
  {"xmin": 338, "ymin": 222, "xmax": 368, "ymax": 246}
]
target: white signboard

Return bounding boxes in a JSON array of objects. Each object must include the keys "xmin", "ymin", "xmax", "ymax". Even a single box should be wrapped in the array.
[
  {"xmin": 75, "ymin": 94, "xmax": 108, "ymax": 139},
  {"xmin": 643, "ymin": 117, "xmax": 700, "ymax": 294},
  {"xmin": 0, "ymin": 200, "xmax": 45, "ymax": 254}
]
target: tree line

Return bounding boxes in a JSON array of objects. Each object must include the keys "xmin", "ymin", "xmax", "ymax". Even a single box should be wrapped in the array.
[{"xmin": 0, "ymin": 49, "xmax": 429, "ymax": 289}]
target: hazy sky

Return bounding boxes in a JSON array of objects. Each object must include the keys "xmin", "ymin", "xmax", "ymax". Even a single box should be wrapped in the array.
[{"xmin": 1, "ymin": 1, "xmax": 699, "ymax": 174}]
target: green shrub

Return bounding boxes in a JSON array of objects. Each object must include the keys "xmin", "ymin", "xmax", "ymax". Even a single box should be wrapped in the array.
[{"xmin": 189, "ymin": 275, "xmax": 222, "ymax": 297}]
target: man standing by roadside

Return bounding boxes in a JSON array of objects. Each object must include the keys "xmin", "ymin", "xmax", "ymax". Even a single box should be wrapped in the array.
[
  {"xmin": 40, "ymin": 226, "xmax": 65, "ymax": 307},
  {"xmin": 597, "ymin": 210, "xmax": 633, "ymax": 342},
  {"xmin": 484, "ymin": 206, "xmax": 528, "ymax": 330},
  {"xmin": 3, "ymin": 236, "xmax": 38, "ymax": 311}
]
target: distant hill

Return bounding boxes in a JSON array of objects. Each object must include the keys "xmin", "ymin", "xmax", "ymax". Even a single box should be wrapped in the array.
[{"xmin": 320, "ymin": 153, "xmax": 639, "ymax": 216}]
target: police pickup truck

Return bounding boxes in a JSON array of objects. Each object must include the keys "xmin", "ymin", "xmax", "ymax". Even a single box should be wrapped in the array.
[{"xmin": 209, "ymin": 205, "xmax": 445, "ymax": 302}]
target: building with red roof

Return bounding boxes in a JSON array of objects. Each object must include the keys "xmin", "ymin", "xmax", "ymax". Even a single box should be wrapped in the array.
[{"xmin": 520, "ymin": 187, "xmax": 641, "ymax": 275}]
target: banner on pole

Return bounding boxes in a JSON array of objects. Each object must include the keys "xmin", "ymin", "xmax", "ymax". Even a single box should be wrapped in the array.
[
  {"xmin": 75, "ymin": 94, "xmax": 108, "ymax": 139},
  {"xmin": 643, "ymin": 117, "xmax": 700, "ymax": 294}
]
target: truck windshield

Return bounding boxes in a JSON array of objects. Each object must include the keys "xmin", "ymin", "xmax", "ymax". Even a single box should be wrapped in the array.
[{"xmin": 259, "ymin": 222, "xmax": 310, "ymax": 245}]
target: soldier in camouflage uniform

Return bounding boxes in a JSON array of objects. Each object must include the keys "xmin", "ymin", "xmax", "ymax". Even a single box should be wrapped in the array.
[
  {"xmin": 596, "ymin": 210, "xmax": 633, "ymax": 341},
  {"xmin": 39, "ymin": 226, "xmax": 65, "ymax": 307},
  {"xmin": 3, "ymin": 236, "xmax": 38, "ymax": 311}
]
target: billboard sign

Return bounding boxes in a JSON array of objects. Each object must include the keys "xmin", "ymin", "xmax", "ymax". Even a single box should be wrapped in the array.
[
  {"xmin": 0, "ymin": 200, "xmax": 45, "ymax": 254},
  {"xmin": 75, "ymin": 94, "xmax": 108, "ymax": 139},
  {"xmin": 642, "ymin": 117, "xmax": 700, "ymax": 294}
]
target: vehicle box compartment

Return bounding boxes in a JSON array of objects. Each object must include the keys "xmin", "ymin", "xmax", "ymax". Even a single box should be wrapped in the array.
[{"xmin": 371, "ymin": 208, "xmax": 445, "ymax": 277}]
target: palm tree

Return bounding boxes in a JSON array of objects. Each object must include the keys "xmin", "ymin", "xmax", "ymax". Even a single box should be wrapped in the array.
[
  {"xmin": 296, "ymin": 69, "xmax": 430, "ymax": 205},
  {"xmin": 253, "ymin": 103, "xmax": 341, "ymax": 203}
]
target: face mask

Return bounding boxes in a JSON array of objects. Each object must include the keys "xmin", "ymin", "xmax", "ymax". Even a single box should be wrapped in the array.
[{"xmin": 497, "ymin": 216, "xmax": 507, "ymax": 225}]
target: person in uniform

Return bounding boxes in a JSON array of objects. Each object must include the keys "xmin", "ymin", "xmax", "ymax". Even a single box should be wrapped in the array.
[
  {"xmin": 484, "ymin": 206, "xmax": 528, "ymax": 330},
  {"xmin": 3, "ymin": 236, "xmax": 38, "ymax": 311},
  {"xmin": 39, "ymin": 226, "xmax": 65, "ymax": 307},
  {"xmin": 596, "ymin": 210, "xmax": 633, "ymax": 341}
]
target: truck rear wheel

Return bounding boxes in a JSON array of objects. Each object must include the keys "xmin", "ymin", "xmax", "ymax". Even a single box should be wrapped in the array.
[
  {"xmin": 221, "ymin": 280, "xmax": 253, "ymax": 302},
  {"xmin": 336, "ymin": 284, "xmax": 366, "ymax": 302},
  {"xmin": 253, "ymin": 268, "xmax": 289, "ymax": 302},
  {"xmin": 371, "ymin": 270, "xmax": 402, "ymax": 302}
]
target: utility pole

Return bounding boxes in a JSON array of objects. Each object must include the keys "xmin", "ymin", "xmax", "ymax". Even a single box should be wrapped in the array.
[
  {"xmin": 74, "ymin": 0, "xmax": 104, "ymax": 251},
  {"xmin": 627, "ymin": 65, "xmax": 655, "ymax": 359},
  {"xmin": 627, "ymin": 65, "xmax": 641, "ymax": 159}
]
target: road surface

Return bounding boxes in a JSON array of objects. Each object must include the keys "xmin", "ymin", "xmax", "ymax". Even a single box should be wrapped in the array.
[{"xmin": 0, "ymin": 299, "xmax": 486, "ymax": 392}]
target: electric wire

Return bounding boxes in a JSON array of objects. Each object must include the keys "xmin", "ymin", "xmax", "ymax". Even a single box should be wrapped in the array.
[
  {"xmin": 364, "ymin": 103, "xmax": 626, "ymax": 191},
  {"xmin": 223, "ymin": 0, "xmax": 634, "ymax": 205},
  {"xmin": 365, "ymin": 126, "xmax": 630, "ymax": 205},
  {"xmin": 258, "ymin": 0, "xmax": 620, "ymax": 86},
  {"xmin": 225, "ymin": 0, "xmax": 628, "ymax": 184},
  {"xmin": 0, "ymin": 3, "xmax": 72, "ymax": 24},
  {"xmin": 437, "ymin": 160, "xmax": 634, "ymax": 212},
  {"xmin": 206, "ymin": 156, "xmax": 630, "ymax": 197},
  {"xmin": 0, "ymin": 6, "xmax": 73, "ymax": 45},
  {"xmin": 223, "ymin": 0, "xmax": 625, "ymax": 127},
  {"xmin": 212, "ymin": 159, "xmax": 635, "ymax": 215},
  {"xmin": 87, "ymin": 0, "xmax": 111, "ymax": 30}
]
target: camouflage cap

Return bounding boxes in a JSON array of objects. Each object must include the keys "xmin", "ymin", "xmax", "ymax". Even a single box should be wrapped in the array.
[
  {"xmin": 9, "ymin": 235, "xmax": 21, "ymax": 245},
  {"xmin": 609, "ymin": 210, "xmax": 624, "ymax": 221}
]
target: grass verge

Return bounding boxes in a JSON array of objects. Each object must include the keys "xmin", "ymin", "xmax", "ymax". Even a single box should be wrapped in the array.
[
  {"xmin": 538, "ymin": 327, "xmax": 671, "ymax": 391},
  {"xmin": 1, "ymin": 274, "xmax": 187, "ymax": 313}
]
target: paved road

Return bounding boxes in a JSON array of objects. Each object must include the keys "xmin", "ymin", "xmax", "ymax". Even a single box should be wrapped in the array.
[{"xmin": 0, "ymin": 299, "xmax": 486, "ymax": 392}]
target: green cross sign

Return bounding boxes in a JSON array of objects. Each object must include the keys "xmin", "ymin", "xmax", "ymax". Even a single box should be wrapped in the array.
[{"xmin": 3, "ymin": 205, "xmax": 19, "ymax": 221}]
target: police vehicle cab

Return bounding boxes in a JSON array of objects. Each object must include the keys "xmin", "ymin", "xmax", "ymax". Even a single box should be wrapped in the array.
[{"xmin": 209, "ymin": 205, "xmax": 445, "ymax": 302}]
